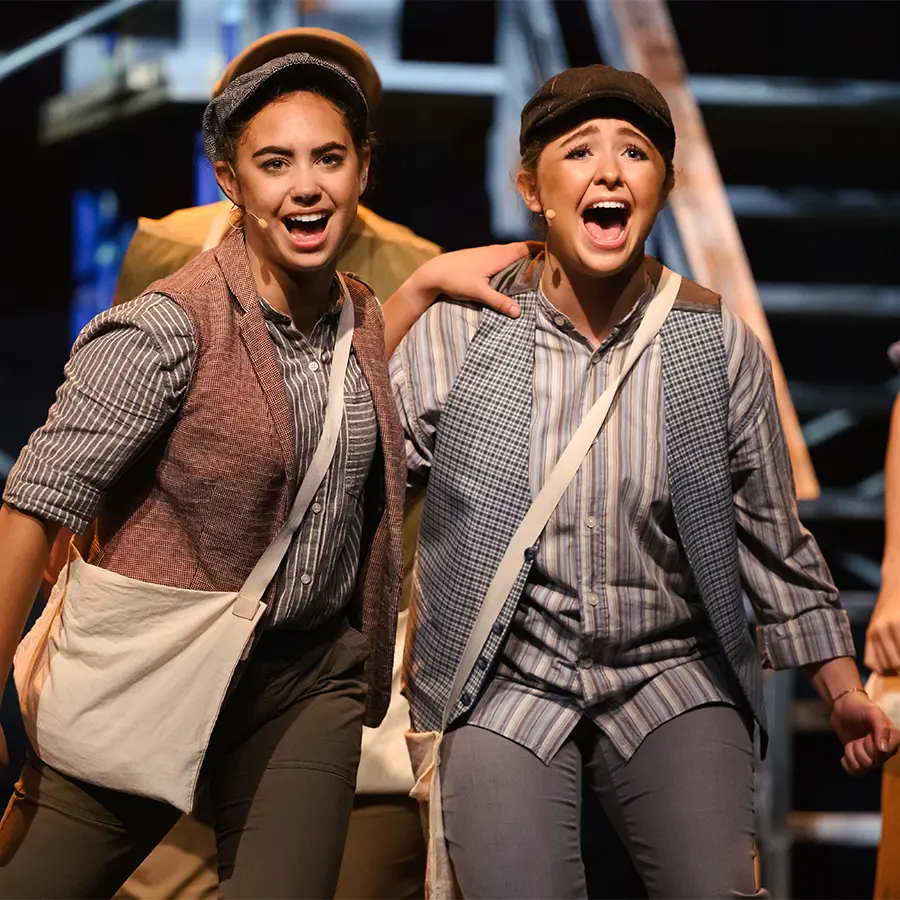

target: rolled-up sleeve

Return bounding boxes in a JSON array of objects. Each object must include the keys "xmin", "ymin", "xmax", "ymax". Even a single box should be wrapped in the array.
[
  {"xmin": 389, "ymin": 300, "xmax": 480, "ymax": 486},
  {"xmin": 725, "ymin": 311, "xmax": 855, "ymax": 668},
  {"xmin": 3, "ymin": 294, "xmax": 194, "ymax": 533}
]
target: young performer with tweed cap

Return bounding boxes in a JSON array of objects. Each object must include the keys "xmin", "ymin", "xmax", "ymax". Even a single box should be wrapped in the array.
[{"xmin": 393, "ymin": 65, "xmax": 900, "ymax": 898}]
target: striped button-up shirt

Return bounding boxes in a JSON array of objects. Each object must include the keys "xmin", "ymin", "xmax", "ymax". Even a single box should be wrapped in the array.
[
  {"xmin": 5, "ymin": 286, "xmax": 377, "ymax": 630},
  {"xmin": 391, "ymin": 283, "xmax": 854, "ymax": 762}
]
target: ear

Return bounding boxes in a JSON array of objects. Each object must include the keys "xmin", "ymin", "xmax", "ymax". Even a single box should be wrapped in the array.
[
  {"xmin": 214, "ymin": 161, "xmax": 243, "ymax": 208},
  {"xmin": 516, "ymin": 168, "xmax": 543, "ymax": 216},
  {"xmin": 357, "ymin": 144, "xmax": 371, "ymax": 196}
]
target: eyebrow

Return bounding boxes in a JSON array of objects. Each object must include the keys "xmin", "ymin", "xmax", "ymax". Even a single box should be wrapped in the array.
[
  {"xmin": 312, "ymin": 141, "xmax": 348, "ymax": 156},
  {"xmin": 561, "ymin": 124, "xmax": 599, "ymax": 146},
  {"xmin": 252, "ymin": 145, "xmax": 294, "ymax": 159},
  {"xmin": 617, "ymin": 126, "xmax": 650, "ymax": 143}
]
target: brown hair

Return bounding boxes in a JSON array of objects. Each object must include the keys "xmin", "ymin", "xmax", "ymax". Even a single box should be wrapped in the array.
[{"xmin": 220, "ymin": 68, "xmax": 372, "ymax": 168}]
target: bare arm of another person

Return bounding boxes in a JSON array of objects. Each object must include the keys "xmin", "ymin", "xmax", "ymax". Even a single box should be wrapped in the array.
[
  {"xmin": 725, "ymin": 311, "xmax": 900, "ymax": 775},
  {"xmin": 0, "ymin": 507, "xmax": 60, "ymax": 765},
  {"xmin": 382, "ymin": 243, "xmax": 527, "ymax": 356},
  {"xmin": 866, "ymin": 391, "xmax": 900, "ymax": 676}
]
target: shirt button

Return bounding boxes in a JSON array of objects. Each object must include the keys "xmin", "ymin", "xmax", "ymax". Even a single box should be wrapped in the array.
[
  {"xmin": 585, "ymin": 515, "xmax": 598, "ymax": 529},
  {"xmin": 475, "ymin": 657, "xmax": 487, "ymax": 670},
  {"xmin": 554, "ymin": 314, "xmax": 567, "ymax": 328},
  {"xmin": 492, "ymin": 622, "xmax": 503, "ymax": 636},
  {"xmin": 311, "ymin": 502, "xmax": 323, "ymax": 514},
  {"xmin": 322, "ymin": 350, "xmax": 332, "ymax": 363},
  {"xmin": 578, "ymin": 656, "xmax": 594, "ymax": 670},
  {"xmin": 300, "ymin": 574, "xmax": 312, "ymax": 586},
  {"xmin": 587, "ymin": 591, "xmax": 599, "ymax": 607},
  {"xmin": 460, "ymin": 692, "xmax": 472, "ymax": 706},
  {"xmin": 309, "ymin": 361, "xmax": 320, "ymax": 373}
]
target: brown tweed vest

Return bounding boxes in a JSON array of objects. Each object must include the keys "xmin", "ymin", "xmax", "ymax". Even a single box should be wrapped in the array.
[{"xmin": 90, "ymin": 228, "xmax": 405, "ymax": 726}]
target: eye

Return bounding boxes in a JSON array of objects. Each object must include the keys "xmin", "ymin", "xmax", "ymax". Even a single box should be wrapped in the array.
[
  {"xmin": 261, "ymin": 158, "xmax": 288, "ymax": 171},
  {"xmin": 319, "ymin": 153, "xmax": 345, "ymax": 167},
  {"xmin": 624, "ymin": 144, "xmax": 649, "ymax": 161},
  {"xmin": 564, "ymin": 144, "xmax": 591, "ymax": 161}
]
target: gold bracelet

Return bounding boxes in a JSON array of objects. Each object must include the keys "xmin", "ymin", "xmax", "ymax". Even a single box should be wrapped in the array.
[{"xmin": 830, "ymin": 686, "xmax": 867, "ymax": 708}]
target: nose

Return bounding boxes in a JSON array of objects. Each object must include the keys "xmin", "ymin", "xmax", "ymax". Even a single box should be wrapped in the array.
[
  {"xmin": 289, "ymin": 163, "xmax": 323, "ymax": 206},
  {"xmin": 592, "ymin": 153, "xmax": 623, "ymax": 189}
]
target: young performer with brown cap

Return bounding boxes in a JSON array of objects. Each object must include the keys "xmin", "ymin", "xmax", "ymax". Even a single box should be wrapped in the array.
[
  {"xmin": 394, "ymin": 64, "xmax": 900, "ymax": 898},
  {"xmin": 0, "ymin": 36, "xmax": 520, "ymax": 899}
]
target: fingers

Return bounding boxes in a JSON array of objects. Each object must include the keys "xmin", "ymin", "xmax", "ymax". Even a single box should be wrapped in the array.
[
  {"xmin": 866, "ymin": 607, "xmax": 900, "ymax": 674},
  {"xmin": 842, "ymin": 718, "xmax": 900, "ymax": 776},
  {"xmin": 472, "ymin": 284, "xmax": 521, "ymax": 318},
  {"xmin": 842, "ymin": 737, "xmax": 875, "ymax": 776}
]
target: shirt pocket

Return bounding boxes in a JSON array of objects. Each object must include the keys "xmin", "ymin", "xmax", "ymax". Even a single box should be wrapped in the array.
[{"xmin": 342, "ymin": 379, "xmax": 378, "ymax": 500}]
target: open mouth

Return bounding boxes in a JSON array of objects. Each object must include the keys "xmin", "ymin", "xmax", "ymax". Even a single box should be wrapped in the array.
[
  {"xmin": 284, "ymin": 212, "xmax": 329, "ymax": 236},
  {"xmin": 582, "ymin": 200, "xmax": 630, "ymax": 249}
]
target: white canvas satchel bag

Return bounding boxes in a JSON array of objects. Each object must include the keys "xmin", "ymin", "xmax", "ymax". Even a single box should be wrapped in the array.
[
  {"xmin": 406, "ymin": 267, "xmax": 681, "ymax": 898},
  {"xmin": 14, "ymin": 282, "xmax": 355, "ymax": 814}
]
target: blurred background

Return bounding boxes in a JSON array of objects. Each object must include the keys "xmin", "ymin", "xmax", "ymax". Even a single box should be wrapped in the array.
[{"xmin": 0, "ymin": 0, "xmax": 899, "ymax": 896}]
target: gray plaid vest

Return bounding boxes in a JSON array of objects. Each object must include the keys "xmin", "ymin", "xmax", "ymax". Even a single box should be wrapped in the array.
[{"xmin": 406, "ymin": 253, "xmax": 767, "ymax": 749}]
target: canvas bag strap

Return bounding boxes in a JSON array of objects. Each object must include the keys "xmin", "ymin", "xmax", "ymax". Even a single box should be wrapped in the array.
[
  {"xmin": 233, "ymin": 277, "xmax": 355, "ymax": 618},
  {"xmin": 440, "ymin": 267, "xmax": 682, "ymax": 729}
]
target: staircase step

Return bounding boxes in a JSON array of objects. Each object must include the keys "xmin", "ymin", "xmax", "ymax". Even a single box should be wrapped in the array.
[
  {"xmin": 728, "ymin": 186, "xmax": 900, "ymax": 220},
  {"xmin": 798, "ymin": 492, "xmax": 885, "ymax": 522},
  {"xmin": 788, "ymin": 380, "xmax": 898, "ymax": 415},
  {"xmin": 760, "ymin": 284, "xmax": 900, "ymax": 317},
  {"xmin": 790, "ymin": 811, "xmax": 881, "ymax": 847},
  {"xmin": 691, "ymin": 74, "xmax": 900, "ymax": 109}
]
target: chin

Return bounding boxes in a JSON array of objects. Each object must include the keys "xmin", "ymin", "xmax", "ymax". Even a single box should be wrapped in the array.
[{"xmin": 576, "ymin": 242, "xmax": 642, "ymax": 278}]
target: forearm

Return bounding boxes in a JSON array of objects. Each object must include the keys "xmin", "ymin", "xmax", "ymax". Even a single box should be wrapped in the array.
[
  {"xmin": 881, "ymin": 395, "xmax": 900, "ymax": 594},
  {"xmin": 804, "ymin": 656, "xmax": 863, "ymax": 707},
  {"xmin": 0, "ymin": 504, "xmax": 60, "ymax": 687},
  {"xmin": 382, "ymin": 271, "xmax": 436, "ymax": 357}
]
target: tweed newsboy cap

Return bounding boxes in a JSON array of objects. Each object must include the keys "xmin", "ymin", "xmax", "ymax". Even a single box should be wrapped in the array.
[
  {"xmin": 202, "ymin": 51, "xmax": 368, "ymax": 164},
  {"xmin": 520, "ymin": 65, "xmax": 675, "ymax": 164}
]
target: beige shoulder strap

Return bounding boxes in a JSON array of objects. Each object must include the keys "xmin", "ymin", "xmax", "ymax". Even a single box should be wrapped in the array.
[{"xmin": 441, "ymin": 267, "xmax": 682, "ymax": 728}]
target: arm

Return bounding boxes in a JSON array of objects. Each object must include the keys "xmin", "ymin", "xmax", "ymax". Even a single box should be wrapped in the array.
[
  {"xmin": 382, "ymin": 243, "xmax": 526, "ymax": 357},
  {"xmin": 725, "ymin": 312, "xmax": 899, "ymax": 773},
  {"xmin": 0, "ymin": 506, "xmax": 60, "ymax": 765},
  {"xmin": 865, "ymin": 391, "xmax": 900, "ymax": 674},
  {"xmin": 0, "ymin": 297, "xmax": 193, "ymax": 760},
  {"xmin": 389, "ymin": 295, "xmax": 481, "ymax": 487}
]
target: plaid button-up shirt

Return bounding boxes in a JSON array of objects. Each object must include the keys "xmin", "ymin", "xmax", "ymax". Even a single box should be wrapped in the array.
[{"xmin": 391, "ymin": 283, "xmax": 854, "ymax": 762}]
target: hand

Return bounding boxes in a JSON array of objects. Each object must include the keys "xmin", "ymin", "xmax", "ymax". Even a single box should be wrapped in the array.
[
  {"xmin": 830, "ymin": 689, "xmax": 900, "ymax": 775},
  {"xmin": 412, "ymin": 242, "xmax": 531, "ymax": 318},
  {"xmin": 865, "ymin": 590, "xmax": 900, "ymax": 674}
]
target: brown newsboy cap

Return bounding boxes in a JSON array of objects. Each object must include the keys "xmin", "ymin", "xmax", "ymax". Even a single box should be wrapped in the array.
[
  {"xmin": 202, "ymin": 51, "xmax": 368, "ymax": 165},
  {"xmin": 520, "ymin": 65, "xmax": 675, "ymax": 164},
  {"xmin": 214, "ymin": 27, "xmax": 382, "ymax": 112}
]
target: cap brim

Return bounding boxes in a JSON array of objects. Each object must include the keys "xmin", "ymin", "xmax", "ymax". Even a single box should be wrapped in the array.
[
  {"xmin": 215, "ymin": 27, "xmax": 382, "ymax": 112},
  {"xmin": 544, "ymin": 89, "xmax": 669, "ymax": 137}
]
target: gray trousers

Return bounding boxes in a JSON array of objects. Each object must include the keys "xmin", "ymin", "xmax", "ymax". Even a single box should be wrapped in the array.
[
  {"xmin": 0, "ymin": 619, "xmax": 369, "ymax": 899},
  {"xmin": 441, "ymin": 704, "xmax": 764, "ymax": 900}
]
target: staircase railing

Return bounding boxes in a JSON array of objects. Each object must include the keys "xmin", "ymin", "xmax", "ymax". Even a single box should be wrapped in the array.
[{"xmin": 586, "ymin": 0, "xmax": 819, "ymax": 502}]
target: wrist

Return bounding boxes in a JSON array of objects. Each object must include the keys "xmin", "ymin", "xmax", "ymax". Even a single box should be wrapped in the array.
[
  {"xmin": 401, "ymin": 270, "xmax": 438, "ymax": 316},
  {"xmin": 830, "ymin": 686, "xmax": 868, "ymax": 710}
]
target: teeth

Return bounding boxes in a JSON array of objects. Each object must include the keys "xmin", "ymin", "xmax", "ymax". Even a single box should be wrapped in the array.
[
  {"xmin": 287, "ymin": 213, "xmax": 327, "ymax": 223},
  {"xmin": 590, "ymin": 201, "xmax": 627, "ymax": 210}
]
